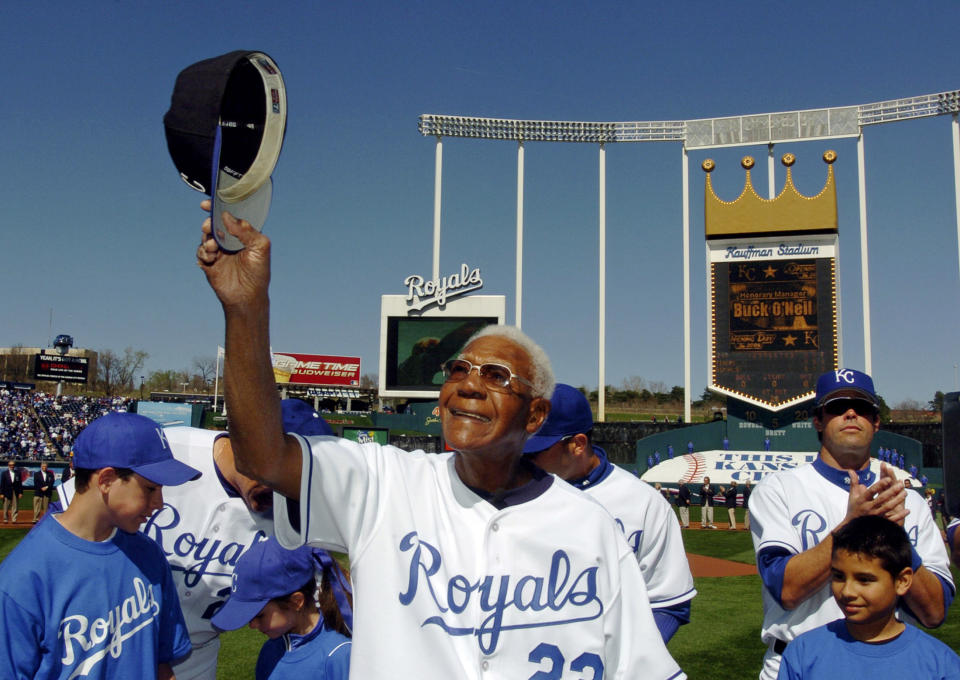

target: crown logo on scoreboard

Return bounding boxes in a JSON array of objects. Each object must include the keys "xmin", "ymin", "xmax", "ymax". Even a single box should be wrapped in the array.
[{"xmin": 703, "ymin": 151, "xmax": 838, "ymax": 238}]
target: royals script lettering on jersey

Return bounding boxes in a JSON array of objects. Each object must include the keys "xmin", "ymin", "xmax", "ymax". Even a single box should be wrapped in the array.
[
  {"xmin": 144, "ymin": 504, "xmax": 269, "ymax": 588},
  {"xmin": 399, "ymin": 532, "xmax": 601, "ymax": 654}
]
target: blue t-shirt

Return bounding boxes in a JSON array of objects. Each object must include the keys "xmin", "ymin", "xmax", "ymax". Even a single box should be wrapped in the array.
[
  {"xmin": 778, "ymin": 618, "xmax": 960, "ymax": 680},
  {"xmin": 255, "ymin": 617, "xmax": 351, "ymax": 680},
  {"xmin": 0, "ymin": 514, "xmax": 191, "ymax": 679}
]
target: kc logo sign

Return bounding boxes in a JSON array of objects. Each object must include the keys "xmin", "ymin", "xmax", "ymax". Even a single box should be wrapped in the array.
[{"xmin": 834, "ymin": 369, "xmax": 855, "ymax": 384}]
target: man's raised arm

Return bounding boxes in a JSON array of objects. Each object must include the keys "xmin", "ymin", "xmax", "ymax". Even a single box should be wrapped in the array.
[{"xmin": 196, "ymin": 203, "xmax": 302, "ymax": 499}]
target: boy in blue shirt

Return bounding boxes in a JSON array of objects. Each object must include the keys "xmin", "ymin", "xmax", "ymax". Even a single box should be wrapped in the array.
[
  {"xmin": 778, "ymin": 515, "xmax": 960, "ymax": 679},
  {"xmin": 0, "ymin": 412, "xmax": 201, "ymax": 679}
]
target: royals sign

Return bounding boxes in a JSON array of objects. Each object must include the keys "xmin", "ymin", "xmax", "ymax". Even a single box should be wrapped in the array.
[{"xmin": 404, "ymin": 263, "xmax": 483, "ymax": 312}]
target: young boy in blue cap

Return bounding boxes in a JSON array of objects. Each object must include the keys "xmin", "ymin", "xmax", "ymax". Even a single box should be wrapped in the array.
[
  {"xmin": 0, "ymin": 411, "xmax": 202, "ymax": 679},
  {"xmin": 778, "ymin": 515, "xmax": 960, "ymax": 678},
  {"xmin": 212, "ymin": 537, "xmax": 352, "ymax": 679}
]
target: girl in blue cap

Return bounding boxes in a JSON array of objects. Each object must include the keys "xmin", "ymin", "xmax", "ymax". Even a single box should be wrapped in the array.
[{"xmin": 212, "ymin": 538, "xmax": 352, "ymax": 679}]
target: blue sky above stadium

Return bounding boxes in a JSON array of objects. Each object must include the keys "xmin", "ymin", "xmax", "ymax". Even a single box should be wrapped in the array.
[{"xmin": 2, "ymin": 1, "xmax": 959, "ymax": 406}]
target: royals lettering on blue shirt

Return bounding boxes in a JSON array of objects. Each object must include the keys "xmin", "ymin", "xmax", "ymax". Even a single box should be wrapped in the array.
[{"xmin": 0, "ymin": 515, "xmax": 191, "ymax": 679}]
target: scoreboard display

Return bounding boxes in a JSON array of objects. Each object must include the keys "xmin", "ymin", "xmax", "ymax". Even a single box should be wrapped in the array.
[
  {"xmin": 708, "ymin": 237, "xmax": 838, "ymax": 410},
  {"xmin": 33, "ymin": 353, "xmax": 89, "ymax": 384}
]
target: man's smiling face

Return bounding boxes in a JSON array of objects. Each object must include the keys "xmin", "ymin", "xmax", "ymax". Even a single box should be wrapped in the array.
[{"xmin": 439, "ymin": 335, "xmax": 546, "ymax": 457}]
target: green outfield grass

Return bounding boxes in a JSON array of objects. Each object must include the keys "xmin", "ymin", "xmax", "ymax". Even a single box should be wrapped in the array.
[{"xmin": 2, "ymin": 524, "xmax": 957, "ymax": 679}]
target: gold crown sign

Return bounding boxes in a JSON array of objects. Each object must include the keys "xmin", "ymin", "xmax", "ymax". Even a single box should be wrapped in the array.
[{"xmin": 703, "ymin": 151, "xmax": 838, "ymax": 238}]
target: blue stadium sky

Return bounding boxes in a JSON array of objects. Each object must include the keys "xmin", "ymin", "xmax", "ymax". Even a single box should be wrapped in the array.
[{"xmin": 2, "ymin": 1, "xmax": 959, "ymax": 407}]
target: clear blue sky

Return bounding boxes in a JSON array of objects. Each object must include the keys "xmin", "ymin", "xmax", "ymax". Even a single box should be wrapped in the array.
[{"xmin": 2, "ymin": 1, "xmax": 959, "ymax": 407}]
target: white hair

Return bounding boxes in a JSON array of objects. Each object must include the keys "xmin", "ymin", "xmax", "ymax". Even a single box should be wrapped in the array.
[{"xmin": 464, "ymin": 324, "xmax": 555, "ymax": 399}]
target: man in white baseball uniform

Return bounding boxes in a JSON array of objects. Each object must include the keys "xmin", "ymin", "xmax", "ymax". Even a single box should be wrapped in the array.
[
  {"xmin": 749, "ymin": 368, "xmax": 954, "ymax": 680},
  {"xmin": 522, "ymin": 383, "xmax": 696, "ymax": 643},
  {"xmin": 195, "ymin": 208, "xmax": 685, "ymax": 679},
  {"xmin": 56, "ymin": 398, "xmax": 334, "ymax": 680}
]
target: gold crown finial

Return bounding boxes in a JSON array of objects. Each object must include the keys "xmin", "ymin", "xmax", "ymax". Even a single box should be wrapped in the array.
[{"xmin": 704, "ymin": 151, "xmax": 838, "ymax": 238}]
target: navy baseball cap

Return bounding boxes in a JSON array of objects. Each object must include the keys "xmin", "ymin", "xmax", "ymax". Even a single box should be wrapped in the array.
[
  {"xmin": 281, "ymin": 399, "xmax": 334, "ymax": 437},
  {"xmin": 212, "ymin": 538, "xmax": 317, "ymax": 631},
  {"xmin": 73, "ymin": 412, "xmax": 201, "ymax": 486},
  {"xmin": 523, "ymin": 383, "xmax": 594, "ymax": 454},
  {"xmin": 814, "ymin": 368, "xmax": 878, "ymax": 407},
  {"xmin": 164, "ymin": 50, "xmax": 287, "ymax": 253}
]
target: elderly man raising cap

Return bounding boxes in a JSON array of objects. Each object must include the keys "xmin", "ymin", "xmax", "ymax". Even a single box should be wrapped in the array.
[
  {"xmin": 194, "ymin": 208, "xmax": 685, "ymax": 679},
  {"xmin": 523, "ymin": 383, "xmax": 696, "ymax": 643},
  {"xmin": 748, "ymin": 368, "xmax": 954, "ymax": 680}
]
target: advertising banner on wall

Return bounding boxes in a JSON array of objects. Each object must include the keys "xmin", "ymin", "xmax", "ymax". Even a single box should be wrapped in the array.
[{"xmin": 271, "ymin": 352, "xmax": 361, "ymax": 386}]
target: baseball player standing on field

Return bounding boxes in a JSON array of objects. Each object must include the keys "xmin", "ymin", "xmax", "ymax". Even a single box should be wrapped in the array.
[
  {"xmin": 195, "ymin": 207, "xmax": 685, "ymax": 679},
  {"xmin": 0, "ymin": 412, "xmax": 200, "ymax": 679},
  {"xmin": 53, "ymin": 398, "xmax": 335, "ymax": 680},
  {"xmin": 522, "ymin": 384, "xmax": 696, "ymax": 643},
  {"xmin": 749, "ymin": 368, "xmax": 954, "ymax": 680}
]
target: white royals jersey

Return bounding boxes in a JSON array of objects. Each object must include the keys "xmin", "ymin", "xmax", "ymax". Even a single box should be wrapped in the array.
[
  {"xmin": 60, "ymin": 427, "xmax": 273, "ymax": 680},
  {"xmin": 273, "ymin": 435, "xmax": 685, "ymax": 680},
  {"xmin": 750, "ymin": 459, "xmax": 953, "ymax": 650},
  {"xmin": 583, "ymin": 465, "xmax": 695, "ymax": 610}
]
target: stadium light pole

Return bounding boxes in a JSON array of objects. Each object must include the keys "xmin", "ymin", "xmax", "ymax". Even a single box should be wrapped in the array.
[
  {"xmin": 952, "ymin": 114, "xmax": 960, "ymax": 309},
  {"xmin": 857, "ymin": 132, "xmax": 873, "ymax": 374},
  {"xmin": 516, "ymin": 141, "xmax": 524, "ymax": 329},
  {"xmin": 432, "ymin": 136, "xmax": 442, "ymax": 281},
  {"xmin": 598, "ymin": 143, "xmax": 606, "ymax": 421}
]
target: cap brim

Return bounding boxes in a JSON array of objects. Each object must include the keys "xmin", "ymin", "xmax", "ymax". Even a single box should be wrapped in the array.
[
  {"xmin": 134, "ymin": 458, "xmax": 202, "ymax": 486},
  {"xmin": 211, "ymin": 596, "xmax": 269, "ymax": 631},
  {"xmin": 817, "ymin": 388, "xmax": 878, "ymax": 407},
  {"xmin": 211, "ymin": 174, "xmax": 272, "ymax": 252},
  {"xmin": 522, "ymin": 432, "xmax": 564, "ymax": 455}
]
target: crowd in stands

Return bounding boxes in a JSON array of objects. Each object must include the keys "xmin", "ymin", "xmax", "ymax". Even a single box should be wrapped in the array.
[{"xmin": 0, "ymin": 388, "xmax": 131, "ymax": 460}]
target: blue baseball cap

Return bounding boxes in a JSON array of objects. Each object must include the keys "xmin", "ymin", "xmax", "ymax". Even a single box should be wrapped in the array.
[
  {"xmin": 523, "ymin": 384, "xmax": 594, "ymax": 454},
  {"xmin": 814, "ymin": 368, "xmax": 878, "ymax": 407},
  {"xmin": 281, "ymin": 399, "xmax": 334, "ymax": 436},
  {"xmin": 73, "ymin": 412, "xmax": 201, "ymax": 486},
  {"xmin": 212, "ymin": 538, "xmax": 318, "ymax": 631}
]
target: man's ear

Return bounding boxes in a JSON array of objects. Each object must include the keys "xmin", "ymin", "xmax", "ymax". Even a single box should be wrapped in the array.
[
  {"xmin": 813, "ymin": 413, "xmax": 824, "ymax": 434},
  {"xmin": 526, "ymin": 397, "xmax": 551, "ymax": 434},
  {"xmin": 894, "ymin": 566, "xmax": 913, "ymax": 597},
  {"xmin": 571, "ymin": 433, "xmax": 591, "ymax": 456}
]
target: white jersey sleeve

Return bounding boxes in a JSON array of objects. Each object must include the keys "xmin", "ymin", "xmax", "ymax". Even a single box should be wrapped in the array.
[{"xmin": 585, "ymin": 466, "xmax": 696, "ymax": 609}]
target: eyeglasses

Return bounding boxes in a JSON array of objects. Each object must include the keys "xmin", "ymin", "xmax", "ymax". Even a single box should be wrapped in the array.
[
  {"xmin": 820, "ymin": 397, "xmax": 878, "ymax": 418},
  {"xmin": 441, "ymin": 358, "xmax": 534, "ymax": 391}
]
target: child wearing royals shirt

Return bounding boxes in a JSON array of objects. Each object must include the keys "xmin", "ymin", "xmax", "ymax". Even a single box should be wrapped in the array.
[
  {"xmin": 0, "ymin": 412, "xmax": 201, "ymax": 679},
  {"xmin": 778, "ymin": 515, "xmax": 960, "ymax": 679}
]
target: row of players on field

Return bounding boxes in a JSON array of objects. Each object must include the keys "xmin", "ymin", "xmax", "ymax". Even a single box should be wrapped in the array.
[{"xmin": 1, "ymin": 209, "xmax": 959, "ymax": 679}]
